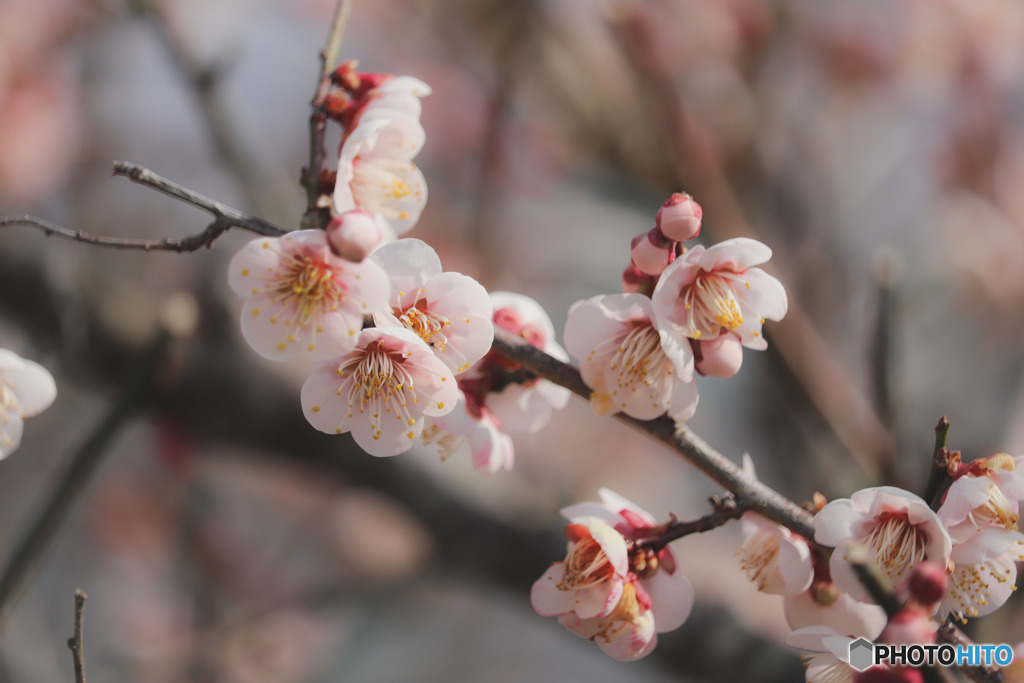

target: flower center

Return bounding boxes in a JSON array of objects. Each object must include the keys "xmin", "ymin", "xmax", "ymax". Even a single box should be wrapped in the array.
[
  {"xmin": 968, "ymin": 485, "xmax": 1020, "ymax": 530},
  {"xmin": 944, "ymin": 559, "xmax": 1015, "ymax": 623},
  {"xmin": 339, "ymin": 341, "xmax": 418, "ymax": 441},
  {"xmin": 607, "ymin": 323, "xmax": 670, "ymax": 391},
  {"xmin": 679, "ymin": 272, "xmax": 744, "ymax": 339},
  {"xmin": 558, "ymin": 535, "xmax": 616, "ymax": 591},
  {"xmin": 398, "ymin": 303, "xmax": 452, "ymax": 352},
  {"xmin": 271, "ymin": 254, "xmax": 345, "ymax": 327},
  {"xmin": 863, "ymin": 513, "xmax": 927, "ymax": 588}
]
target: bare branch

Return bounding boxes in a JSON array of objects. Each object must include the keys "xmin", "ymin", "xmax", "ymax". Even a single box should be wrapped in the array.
[
  {"xmin": 491, "ymin": 328, "xmax": 817, "ymax": 541},
  {"xmin": 111, "ymin": 161, "xmax": 286, "ymax": 237},
  {"xmin": 0, "ymin": 214, "xmax": 235, "ymax": 252},
  {"xmin": 66, "ymin": 589, "xmax": 88, "ymax": 683},
  {"xmin": 635, "ymin": 495, "xmax": 747, "ymax": 549}
]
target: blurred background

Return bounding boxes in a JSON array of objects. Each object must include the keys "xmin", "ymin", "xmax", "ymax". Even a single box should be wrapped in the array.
[{"xmin": 1, "ymin": 0, "xmax": 1024, "ymax": 680}]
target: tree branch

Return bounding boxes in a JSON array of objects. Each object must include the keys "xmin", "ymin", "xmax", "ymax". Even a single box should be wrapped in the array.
[
  {"xmin": 66, "ymin": 589, "xmax": 88, "ymax": 683},
  {"xmin": 635, "ymin": 495, "xmax": 747, "ymax": 549},
  {"xmin": 491, "ymin": 328, "xmax": 817, "ymax": 541}
]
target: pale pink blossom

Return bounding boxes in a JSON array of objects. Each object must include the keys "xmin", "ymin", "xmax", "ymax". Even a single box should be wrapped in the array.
[
  {"xmin": 0, "ymin": 348, "xmax": 56, "ymax": 459},
  {"xmin": 421, "ymin": 391, "xmax": 514, "ymax": 474},
  {"xmin": 334, "ymin": 78, "xmax": 430, "ymax": 239},
  {"xmin": 371, "ymin": 239, "xmax": 493, "ymax": 375},
  {"xmin": 563, "ymin": 293, "xmax": 697, "ymax": 422},
  {"xmin": 228, "ymin": 230, "xmax": 389, "ymax": 361},
  {"xmin": 785, "ymin": 626, "xmax": 858, "ymax": 683},
  {"xmin": 784, "ymin": 589, "xmax": 887, "ymax": 639},
  {"xmin": 651, "ymin": 237, "xmax": 787, "ymax": 358},
  {"xmin": 736, "ymin": 454, "xmax": 814, "ymax": 595},
  {"xmin": 814, "ymin": 487, "xmax": 952, "ymax": 604},
  {"xmin": 471, "ymin": 292, "xmax": 570, "ymax": 434},
  {"xmin": 326, "ymin": 209, "xmax": 382, "ymax": 262},
  {"xmin": 936, "ymin": 453, "xmax": 1024, "ymax": 622},
  {"xmin": 300, "ymin": 327, "xmax": 457, "ymax": 457}
]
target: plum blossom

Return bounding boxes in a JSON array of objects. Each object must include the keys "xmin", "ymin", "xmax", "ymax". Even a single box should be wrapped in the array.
[
  {"xmin": 333, "ymin": 76, "xmax": 431, "ymax": 239},
  {"xmin": 532, "ymin": 489, "xmax": 694, "ymax": 661},
  {"xmin": 784, "ymin": 589, "xmax": 887, "ymax": 639},
  {"xmin": 228, "ymin": 229, "xmax": 389, "ymax": 361},
  {"xmin": 814, "ymin": 487, "xmax": 952, "ymax": 604},
  {"xmin": 651, "ymin": 237, "xmax": 787, "ymax": 376},
  {"xmin": 371, "ymin": 239, "xmax": 493, "ymax": 375},
  {"xmin": 0, "ymin": 349, "xmax": 56, "ymax": 459},
  {"xmin": 300, "ymin": 327, "xmax": 457, "ymax": 457},
  {"xmin": 936, "ymin": 453, "xmax": 1024, "ymax": 622},
  {"xmin": 420, "ymin": 390, "xmax": 514, "ymax": 474},
  {"xmin": 786, "ymin": 626, "xmax": 859, "ymax": 683},
  {"xmin": 563, "ymin": 293, "xmax": 698, "ymax": 422},
  {"xmin": 735, "ymin": 455, "xmax": 814, "ymax": 595},
  {"xmin": 463, "ymin": 292, "xmax": 570, "ymax": 434}
]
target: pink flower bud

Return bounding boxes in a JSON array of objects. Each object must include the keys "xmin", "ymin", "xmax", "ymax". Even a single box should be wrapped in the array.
[
  {"xmin": 621, "ymin": 264, "xmax": 657, "ymax": 296},
  {"xmin": 327, "ymin": 210, "xmax": 382, "ymax": 262},
  {"xmin": 908, "ymin": 562, "xmax": 946, "ymax": 607},
  {"xmin": 694, "ymin": 332, "xmax": 743, "ymax": 378},
  {"xmin": 656, "ymin": 193, "xmax": 702, "ymax": 241},
  {"xmin": 630, "ymin": 229, "xmax": 675, "ymax": 276}
]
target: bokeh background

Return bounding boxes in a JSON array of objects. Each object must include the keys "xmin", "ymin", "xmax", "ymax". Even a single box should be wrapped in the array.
[{"xmin": 2, "ymin": 0, "xmax": 1024, "ymax": 681}]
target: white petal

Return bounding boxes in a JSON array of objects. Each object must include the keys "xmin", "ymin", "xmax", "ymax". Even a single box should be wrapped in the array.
[
  {"xmin": 699, "ymin": 237, "xmax": 772, "ymax": 272},
  {"xmin": 575, "ymin": 579, "xmax": 624, "ymax": 619},
  {"xmin": 813, "ymin": 499, "xmax": 859, "ymax": 546},
  {"xmin": 642, "ymin": 568, "xmax": 694, "ymax": 632},
  {"xmin": 372, "ymin": 238, "xmax": 442, "ymax": 309},
  {"xmin": 0, "ymin": 413, "xmax": 24, "ymax": 459},
  {"xmin": 5, "ymin": 356, "xmax": 56, "ymax": 416},
  {"xmin": 531, "ymin": 564, "xmax": 576, "ymax": 616}
]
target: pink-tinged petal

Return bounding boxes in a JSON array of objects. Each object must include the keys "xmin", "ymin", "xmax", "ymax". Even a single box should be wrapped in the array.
[
  {"xmin": 813, "ymin": 499, "xmax": 859, "ymax": 546},
  {"xmin": 784, "ymin": 591, "xmax": 887, "ymax": 639},
  {"xmin": 776, "ymin": 533, "xmax": 814, "ymax": 595},
  {"xmin": 371, "ymin": 238, "xmax": 441, "ymax": 309},
  {"xmin": 950, "ymin": 528, "xmax": 1024, "ymax": 564},
  {"xmin": 597, "ymin": 488, "xmax": 657, "ymax": 527},
  {"xmin": 657, "ymin": 323, "xmax": 695, "ymax": 382},
  {"xmin": 939, "ymin": 476, "xmax": 1001, "ymax": 527},
  {"xmin": 666, "ymin": 374, "xmax": 699, "ymax": 424},
  {"xmin": 421, "ymin": 271, "xmax": 494, "ymax": 373},
  {"xmin": 641, "ymin": 568, "xmax": 694, "ymax": 632},
  {"xmin": 486, "ymin": 382, "xmax": 559, "ymax": 433},
  {"xmin": 227, "ymin": 237, "xmax": 285, "ymax": 297},
  {"xmin": 650, "ymin": 258, "xmax": 703, "ymax": 330},
  {"xmin": 560, "ymin": 502, "xmax": 622, "ymax": 527},
  {"xmin": 356, "ymin": 109, "xmax": 425, "ymax": 160},
  {"xmin": 4, "ymin": 355, "xmax": 56, "ymax": 417},
  {"xmin": 490, "ymin": 291, "xmax": 557, "ymax": 349},
  {"xmin": 300, "ymin": 362, "xmax": 356, "ymax": 434},
  {"xmin": 699, "ymin": 237, "xmax": 772, "ymax": 272},
  {"xmin": 585, "ymin": 518, "xmax": 630, "ymax": 576},
  {"xmin": 574, "ymin": 578, "xmax": 624, "ymax": 619},
  {"xmin": 596, "ymin": 610, "xmax": 657, "ymax": 661},
  {"xmin": 694, "ymin": 332, "xmax": 744, "ymax": 378},
  {"xmin": 471, "ymin": 421, "xmax": 514, "ymax": 473},
  {"xmin": 531, "ymin": 565, "xmax": 576, "ymax": 616},
  {"xmin": 0, "ymin": 413, "xmax": 24, "ymax": 460},
  {"xmin": 558, "ymin": 613, "xmax": 602, "ymax": 639}
]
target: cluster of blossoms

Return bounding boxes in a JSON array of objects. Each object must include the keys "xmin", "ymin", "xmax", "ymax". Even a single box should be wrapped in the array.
[
  {"xmin": 0, "ymin": 348, "xmax": 56, "ymax": 459},
  {"xmin": 228, "ymin": 67, "xmax": 569, "ymax": 469},
  {"xmin": 565, "ymin": 193, "xmax": 787, "ymax": 423}
]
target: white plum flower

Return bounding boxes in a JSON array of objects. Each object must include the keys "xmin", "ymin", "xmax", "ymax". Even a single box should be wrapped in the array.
[
  {"xmin": 814, "ymin": 486, "xmax": 952, "ymax": 604},
  {"xmin": 936, "ymin": 453, "xmax": 1024, "ymax": 622},
  {"xmin": 371, "ymin": 239, "xmax": 493, "ymax": 375},
  {"xmin": 467, "ymin": 291, "xmax": 570, "ymax": 434},
  {"xmin": 0, "ymin": 349, "xmax": 56, "ymax": 459},
  {"xmin": 228, "ymin": 229, "xmax": 389, "ymax": 361},
  {"xmin": 785, "ymin": 626, "xmax": 859, "ymax": 683},
  {"xmin": 421, "ymin": 390, "xmax": 514, "ymax": 474},
  {"xmin": 563, "ymin": 293, "xmax": 698, "ymax": 422},
  {"xmin": 784, "ymin": 589, "xmax": 887, "ymax": 640},
  {"xmin": 532, "ymin": 489, "xmax": 694, "ymax": 661},
  {"xmin": 651, "ymin": 237, "xmax": 787, "ymax": 375},
  {"xmin": 300, "ymin": 327, "xmax": 457, "ymax": 457}
]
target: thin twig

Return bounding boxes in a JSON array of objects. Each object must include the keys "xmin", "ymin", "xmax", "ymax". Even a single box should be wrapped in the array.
[
  {"xmin": 67, "ymin": 589, "xmax": 87, "ymax": 683},
  {"xmin": 302, "ymin": 0, "xmax": 354, "ymax": 230},
  {"xmin": 0, "ymin": 331, "xmax": 172, "ymax": 614},
  {"xmin": 492, "ymin": 328, "xmax": 817, "ymax": 540},
  {"xmin": 0, "ymin": 214, "xmax": 236, "ymax": 252},
  {"xmin": 635, "ymin": 495, "xmax": 747, "ymax": 549},
  {"xmin": 924, "ymin": 416, "xmax": 954, "ymax": 509}
]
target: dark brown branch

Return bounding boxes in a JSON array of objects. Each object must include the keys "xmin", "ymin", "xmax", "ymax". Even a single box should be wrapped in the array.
[
  {"xmin": 0, "ymin": 214, "xmax": 236, "ymax": 252},
  {"xmin": 302, "ymin": 0, "xmax": 354, "ymax": 230},
  {"xmin": 66, "ymin": 589, "xmax": 87, "ymax": 683},
  {"xmin": 491, "ymin": 328, "xmax": 817, "ymax": 541},
  {"xmin": 635, "ymin": 495, "xmax": 747, "ymax": 549},
  {"xmin": 924, "ymin": 416, "xmax": 954, "ymax": 509},
  {"xmin": 938, "ymin": 622, "xmax": 1004, "ymax": 683},
  {"xmin": 112, "ymin": 162, "xmax": 286, "ymax": 237}
]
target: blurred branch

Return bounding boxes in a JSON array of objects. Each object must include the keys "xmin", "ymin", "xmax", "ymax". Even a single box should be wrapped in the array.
[
  {"xmin": 609, "ymin": 9, "xmax": 895, "ymax": 481},
  {"xmin": 0, "ymin": 331, "xmax": 172, "ymax": 615},
  {"xmin": 870, "ymin": 249, "xmax": 901, "ymax": 484},
  {"xmin": 66, "ymin": 590, "xmax": 88, "ymax": 683},
  {"xmin": 492, "ymin": 328, "xmax": 817, "ymax": 541},
  {"xmin": 301, "ymin": 0, "xmax": 353, "ymax": 230}
]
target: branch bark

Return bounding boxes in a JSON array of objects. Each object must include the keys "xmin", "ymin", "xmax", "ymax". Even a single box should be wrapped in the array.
[{"xmin": 66, "ymin": 589, "xmax": 88, "ymax": 683}]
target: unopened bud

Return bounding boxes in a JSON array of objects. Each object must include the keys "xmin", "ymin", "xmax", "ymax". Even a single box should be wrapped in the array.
[
  {"xmin": 693, "ymin": 333, "xmax": 743, "ymax": 378},
  {"xmin": 622, "ymin": 263, "xmax": 657, "ymax": 296},
  {"xmin": 656, "ymin": 192, "xmax": 702, "ymax": 241},
  {"xmin": 327, "ymin": 210, "xmax": 382, "ymax": 262},
  {"xmin": 908, "ymin": 562, "xmax": 946, "ymax": 607},
  {"xmin": 630, "ymin": 228, "xmax": 675, "ymax": 276}
]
